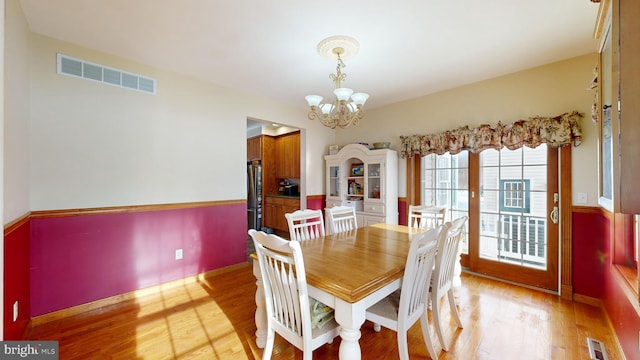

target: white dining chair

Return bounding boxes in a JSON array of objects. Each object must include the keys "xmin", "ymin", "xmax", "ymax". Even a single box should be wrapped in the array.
[
  {"xmin": 408, "ymin": 205, "xmax": 446, "ymax": 230},
  {"xmin": 326, "ymin": 205, "xmax": 358, "ymax": 234},
  {"xmin": 249, "ymin": 229, "xmax": 340, "ymax": 360},
  {"xmin": 285, "ymin": 209, "xmax": 325, "ymax": 241},
  {"xmin": 365, "ymin": 224, "xmax": 449, "ymax": 360},
  {"xmin": 430, "ymin": 216, "xmax": 468, "ymax": 351}
]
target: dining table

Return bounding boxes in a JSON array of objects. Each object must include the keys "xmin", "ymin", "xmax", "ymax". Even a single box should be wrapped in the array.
[{"xmin": 252, "ymin": 223, "xmax": 437, "ymax": 360}]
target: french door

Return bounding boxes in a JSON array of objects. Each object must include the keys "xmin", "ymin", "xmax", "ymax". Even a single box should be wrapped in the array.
[{"xmin": 421, "ymin": 144, "xmax": 559, "ymax": 291}]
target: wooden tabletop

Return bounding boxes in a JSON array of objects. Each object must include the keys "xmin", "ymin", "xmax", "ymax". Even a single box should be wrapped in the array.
[{"xmin": 299, "ymin": 223, "xmax": 423, "ymax": 303}]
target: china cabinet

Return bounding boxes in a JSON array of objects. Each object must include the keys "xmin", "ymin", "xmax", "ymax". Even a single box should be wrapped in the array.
[{"xmin": 324, "ymin": 144, "xmax": 398, "ymax": 233}]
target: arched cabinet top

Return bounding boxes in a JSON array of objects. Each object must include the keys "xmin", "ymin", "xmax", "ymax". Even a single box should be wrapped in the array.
[{"xmin": 325, "ymin": 143, "xmax": 397, "ymax": 160}]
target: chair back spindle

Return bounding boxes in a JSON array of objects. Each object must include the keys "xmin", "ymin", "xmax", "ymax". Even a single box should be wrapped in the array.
[
  {"xmin": 408, "ymin": 205, "xmax": 446, "ymax": 229},
  {"xmin": 285, "ymin": 209, "xmax": 325, "ymax": 241},
  {"xmin": 326, "ymin": 206, "xmax": 358, "ymax": 234}
]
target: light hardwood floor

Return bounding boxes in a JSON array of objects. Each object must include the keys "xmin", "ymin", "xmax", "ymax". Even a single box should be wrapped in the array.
[{"xmin": 29, "ymin": 262, "xmax": 623, "ymax": 359}]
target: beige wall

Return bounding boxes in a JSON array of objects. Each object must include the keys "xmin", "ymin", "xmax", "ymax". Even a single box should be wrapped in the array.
[
  {"xmin": 335, "ymin": 54, "xmax": 598, "ymax": 205},
  {"xmin": 7, "ymin": 0, "xmax": 599, "ymax": 216},
  {"xmin": 1, "ymin": 0, "xmax": 5, "ymax": 340},
  {"xmin": 4, "ymin": 0, "xmax": 30, "ymax": 222},
  {"xmin": 26, "ymin": 33, "xmax": 334, "ymax": 211}
]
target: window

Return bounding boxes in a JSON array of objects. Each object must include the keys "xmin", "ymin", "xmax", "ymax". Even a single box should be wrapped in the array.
[
  {"xmin": 598, "ymin": 23, "xmax": 614, "ymax": 210},
  {"xmin": 500, "ymin": 179, "xmax": 531, "ymax": 213},
  {"xmin": 422, "ymin": 152, "xmax": 469, "ymax": 211},
  {"xmin": 422, "ymin": 152, "xmax": 469, "ymax": 252}
]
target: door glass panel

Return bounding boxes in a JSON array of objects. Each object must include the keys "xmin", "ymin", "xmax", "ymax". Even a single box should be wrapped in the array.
[
  {"xmin": 600, "ymin": 25, "xmax": 613, "ymax": 203},
  {"xmin": 480, "ymin": 189, "xmax": 499, "ymax": 212},
  {"xmin": 501, "ymin": 147, "xmax": 522, "ymax": 166},
  {"xmin": 479, "ymin": 235, "xmax": 499, "ymax": 260},
  {"xmin": 527, "ymin": 191, "xmax": 548, "ymax": 218},
  {"xmin": 480, "ymin": 212, "xmax": 500, "ymax": 237},
  {"xmin": 422, "ymin": 151, "xmax": 469, "ymax": 253},
  {"xmin": 479, "ymin": 145, "xmax": 548, "ymax": 270},
  {"xmin": 329, "ymin": 165, "xmax": 340, "ymax": 197},
  {"xmin": 523, "ymin": 145, "xmax": 547, "ymax": 165},
  {"xmin": 368, "ymin": 163, "xmax": 381, "ymax": 199}
]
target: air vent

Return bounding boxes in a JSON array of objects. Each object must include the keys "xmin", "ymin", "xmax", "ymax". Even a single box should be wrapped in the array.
[
  {"xmin": 56, "ymin": 53, "xmax": 156, "ymax": 94},
  {"xmin": 587, "ymin": 337, "xmax": 609, "ymax": 360}
]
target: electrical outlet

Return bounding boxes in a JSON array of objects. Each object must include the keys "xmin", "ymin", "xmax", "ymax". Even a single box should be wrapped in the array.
[
  {"xmin": 587, "ymin": 337, "xmax": 608, "ymax": 360},
  {"xmin": 175, "ymin": 248, "xmax": 183, "ymax": 260},
  {"xmin": 13, "ymin": 301, "xmax": 18, "ymax": 322}
]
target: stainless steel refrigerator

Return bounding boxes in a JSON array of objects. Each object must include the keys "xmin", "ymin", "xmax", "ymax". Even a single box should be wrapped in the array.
[{"xmin": 247, "ymin": 161, "xmax": 262, "ymax": 230}]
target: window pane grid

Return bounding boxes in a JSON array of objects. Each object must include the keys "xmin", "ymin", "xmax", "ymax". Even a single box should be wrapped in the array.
[
  {"xmin": 479, "ymin": 145, "xmax": 548, "ymax": 270},
  {"xmin": 422, "ymin": 152, "xmax": 469, "ymax": 253}
]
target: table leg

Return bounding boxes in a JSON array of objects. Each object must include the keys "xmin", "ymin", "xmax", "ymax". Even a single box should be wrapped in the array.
[
  {"xmin": 334, "ymin": 299, "xmax": 365, "ymax": 360},
  {"xmin": 252, "ymin": 260, "xmax": 267, "ymax": 349}
]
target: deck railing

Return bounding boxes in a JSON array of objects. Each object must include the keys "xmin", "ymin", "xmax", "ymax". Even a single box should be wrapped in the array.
[{"xmin": 497, "ymin": 214, "xmax": 546, "ymax": 268}]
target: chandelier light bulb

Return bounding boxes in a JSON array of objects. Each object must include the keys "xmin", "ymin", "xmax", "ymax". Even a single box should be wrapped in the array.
[
  {"xmin": 350, "ymin": 93, "xmax": 369, "ymax": 107},
  {"xmin": 305, "ymin": 95, "xmax": 323, "ymax": 108},
  {"xmin": 334, "ymin": 88, "xmax": 354, "ymax": 102}
]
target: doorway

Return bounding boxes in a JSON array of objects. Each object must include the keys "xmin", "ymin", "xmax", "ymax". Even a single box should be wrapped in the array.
[{"xmin": 421, "ymin": 144, "xmax": 559, "ymax": 291}]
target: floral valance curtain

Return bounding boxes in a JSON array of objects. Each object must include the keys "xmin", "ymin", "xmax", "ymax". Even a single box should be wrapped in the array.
[{"xmin": 399, "ymin": 111, "xmax": 583, "ymax": 158}]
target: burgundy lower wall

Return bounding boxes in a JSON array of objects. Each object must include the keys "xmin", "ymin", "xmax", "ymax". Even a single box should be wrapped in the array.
[
  {"xmin": 573, "ymin": 207, "xmax": 640, "ymax": 358},
  {"xmin": 599, "ymin": 211, "xmax": 640, "ymax": 358},
  {"xmin": 30, "ymin": 202, "xmax": 246, "ymax": 317},
  {"xmin": 572, "ymin": 210, "xmax": 606, "ymax": 297},
  {"xmin": 16, "ymin": 199, "xmax": 640, "ymax": 358},
  {"xmin": 306, "ymin": 196, "xmax": 324, "ymax": 211},
  {"xmin": 398, "ymin": 198, "xmax": 407, "ymax": 226},
  {"xmin": 4, "ymin": 217, "xmax": 31, "ymax": 340},
  {"xmin": 603, "ymin": 254, "xmax": 640, "ymax": 358}
]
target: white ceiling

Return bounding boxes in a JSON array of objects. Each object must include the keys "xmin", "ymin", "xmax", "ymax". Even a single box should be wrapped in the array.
[{"xmin": 18, "ymin": 0, "xmax": 599, "ymax": 111}]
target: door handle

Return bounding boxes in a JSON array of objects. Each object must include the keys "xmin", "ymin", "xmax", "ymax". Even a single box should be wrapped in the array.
[{"xmin": 550, "ymin": 206, "xmax": 559, "ymax": 224}]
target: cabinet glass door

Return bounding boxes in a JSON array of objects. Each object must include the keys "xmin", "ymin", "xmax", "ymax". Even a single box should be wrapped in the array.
[
  {"xmin": 329, "ymin": 165, "xmax": 340, "ymax": 197},
  {"xmin": 599, "ymin": 24, "xmax": 614, "ymax": 209},
  {"xmin": 367, "ymin": 163, "xmax": 381, "ymax": 200}
]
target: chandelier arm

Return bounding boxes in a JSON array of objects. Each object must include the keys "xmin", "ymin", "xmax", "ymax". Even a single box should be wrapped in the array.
[{"xmin": 307, "ymin": 108, "xmax": 339, "ymax": 129}]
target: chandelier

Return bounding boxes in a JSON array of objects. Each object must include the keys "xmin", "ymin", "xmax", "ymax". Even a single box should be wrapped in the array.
[{"xmin": 305, "ymin": 36, "xmax": 369, "ymax": 129}]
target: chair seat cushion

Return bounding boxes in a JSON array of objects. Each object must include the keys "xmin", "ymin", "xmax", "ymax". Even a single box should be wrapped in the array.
[
  {"xmin": 366, "ymin": 289, "xmax": 401, "ymax": 320},
  {"xmin": 310, "ymin": 297, "xmax": 335, "ymax": 329}
]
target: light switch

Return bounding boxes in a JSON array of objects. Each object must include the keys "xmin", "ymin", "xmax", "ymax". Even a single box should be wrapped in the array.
[{"xmin": 576, "ymin": 192, "xmax": 588, "ymax": 204}]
